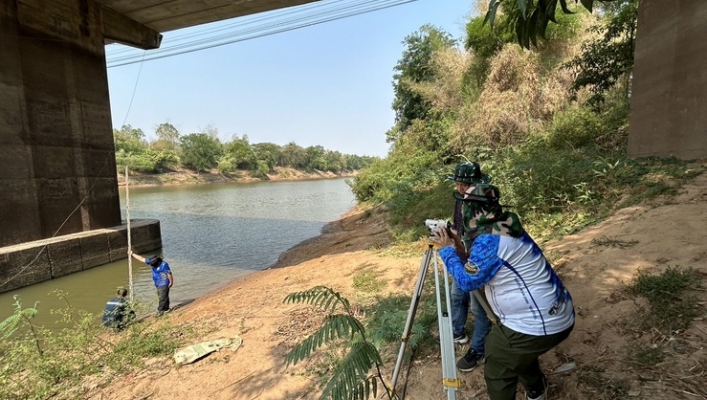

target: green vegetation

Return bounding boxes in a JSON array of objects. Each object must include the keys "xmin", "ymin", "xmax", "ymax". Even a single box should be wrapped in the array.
[
  {"xmin": 0, "ymin": 294, "xmax": 189, "ymax": 400},
  {"xmin": 350, "ymin": 1, "xmax": 704, "ymax": 242},
  {"xmin": 628, "ymin": 266, "xmax": 703, "ymax": 333},
  {"xmin": 352, "ymin": 272, "xmax": 387, "ymax": 294},
  {"xmin": 113, "ymin": 124, "xmax": 376, "ymax": 176},
  {"xmin": 283, "ymin": 286, "xmax": 389, "ymax": 400}
]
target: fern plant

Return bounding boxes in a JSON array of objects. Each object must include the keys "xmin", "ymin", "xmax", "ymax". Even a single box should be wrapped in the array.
[
  {"xmin": 0, "ymin": 296, "xmax": 42, "ymax": 354},
  {"xmin": 284, "ymin": 286, "xmax": 396, "ymax": 400}
]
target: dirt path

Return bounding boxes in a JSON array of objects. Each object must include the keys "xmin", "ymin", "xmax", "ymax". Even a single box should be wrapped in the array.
[{"xmin": 91, "ymin": 175, "xmax": 707, "ymax": 400}]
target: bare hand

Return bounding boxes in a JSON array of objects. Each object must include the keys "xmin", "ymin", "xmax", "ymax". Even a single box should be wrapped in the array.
[{"xmin": 431, "ymin": 227, "xmax": 455, "ymax": 248}]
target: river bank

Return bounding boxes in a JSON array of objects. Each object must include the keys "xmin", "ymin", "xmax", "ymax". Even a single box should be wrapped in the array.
[
  {"xmin": 118, "ymin": 166, "xmax": 357, "ymax": 187},
  {"xmin": 89, "ymin": 173, "xmax": 707, "ymax": 400}
]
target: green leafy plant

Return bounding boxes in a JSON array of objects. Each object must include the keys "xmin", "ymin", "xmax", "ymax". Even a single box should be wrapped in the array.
[
  {"xmin": 283, "ymin": 286, "xmax": 393, "ymax": 400},
  {"xmin": 0, "ymin": 294, "xmax": 188, "ymax": 400},
  {"xmin": 484, "ymin": 0, "xmax": 612, "ymax": 48}
]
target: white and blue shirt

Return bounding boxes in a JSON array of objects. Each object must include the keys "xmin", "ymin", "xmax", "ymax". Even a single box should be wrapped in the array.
[{"xmin": 439, "ymin": 232, "xmax": 574, "ymax": 336}]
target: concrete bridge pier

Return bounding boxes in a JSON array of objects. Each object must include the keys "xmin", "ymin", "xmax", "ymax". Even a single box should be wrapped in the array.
[{"xmin": 0, "ymin": 0, "xmax": 162, "ymax": 289}]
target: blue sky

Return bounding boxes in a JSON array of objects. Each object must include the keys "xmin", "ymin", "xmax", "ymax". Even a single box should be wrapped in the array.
[{"xmin": 106, "ymin": 0, "xmax": 476, "ymax": 158}]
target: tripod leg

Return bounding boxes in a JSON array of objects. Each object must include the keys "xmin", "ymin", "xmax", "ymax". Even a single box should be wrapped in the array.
[
  {"xmin": 434, "ymin": 251, "xmax": 463, "ymax": 399},
  {"xmin": 389, "ymin": 246, "xmax": 434, "ymax": 394}
]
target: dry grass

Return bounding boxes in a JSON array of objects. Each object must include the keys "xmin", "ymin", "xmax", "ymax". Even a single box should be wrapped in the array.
[{"xmin": 407, "ymin": 47, "xmax": 471, "ymax": 113}]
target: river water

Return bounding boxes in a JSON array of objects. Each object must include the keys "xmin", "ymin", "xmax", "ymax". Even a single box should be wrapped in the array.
[{"xmin": 0, "ymin": 178, "xmax": 356, "ymax": 325}]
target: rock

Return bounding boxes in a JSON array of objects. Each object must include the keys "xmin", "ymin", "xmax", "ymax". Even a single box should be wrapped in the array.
[{"xmin": 554, "ymin": 362, "xmax": 577, "ymax": 374}]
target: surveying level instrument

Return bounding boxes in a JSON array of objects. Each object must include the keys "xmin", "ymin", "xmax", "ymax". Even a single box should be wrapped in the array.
[{"xmin": 389, "ymin": 243, "xmax": 463, "ymax": 399}]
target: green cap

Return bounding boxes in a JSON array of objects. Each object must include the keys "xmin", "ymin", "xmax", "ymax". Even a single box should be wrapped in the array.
[{"xmin": 446, "ymin": 162, "xmax": 491, "ymax": 184}]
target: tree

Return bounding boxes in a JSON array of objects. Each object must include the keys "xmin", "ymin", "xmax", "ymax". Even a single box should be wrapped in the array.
[
  {"xmin": 252, "ymin": 142, "xmax": 283, "ymax": 171},
  {"xmin": 280, "ymin": 142, "xmax": 307, "ymax": 169},
  {"xmin": 565, "ymin": 0, "xmax": 638, "ymax": 105},
  {"xmin": 303, "ymin": 146, "xmax": 327, "ymax": 171},
  {"xmin": 224, "ymin": 135, "xmax": 257, "ymax": 170},
  {"xmin": 390, "ymin": 25, "xmax": 456, "ymax": 139},
  {"xmin": 154, "ymin": 123, "xmax": 181, "ymax": 151},
  {"xmin": 113, "ymin": 124, "xmax": 147, "ymax": 154},
  {"xmin": 324, "ymin": 151, "xmax": 344, "ymax": 173},
  {"xmin": 484, "ymin": 0, "xmax": 617, "ymax": 48},
  {"xmin": 180, "ymin": 133, "xmax": 222, "ymax": 173}
]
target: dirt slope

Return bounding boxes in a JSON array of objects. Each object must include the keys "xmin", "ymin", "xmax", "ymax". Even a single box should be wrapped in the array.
[{"xmin": 90, "ymin": 174, "xmax": 707, "ymax": 400}]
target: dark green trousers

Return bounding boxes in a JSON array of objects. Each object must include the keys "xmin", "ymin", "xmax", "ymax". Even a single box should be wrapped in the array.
[{"xmin": 483, "ymin": 323, "xmax": 573, "ymax": 400}]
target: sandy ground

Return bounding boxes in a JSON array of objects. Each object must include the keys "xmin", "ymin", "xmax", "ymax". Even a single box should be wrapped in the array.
[{"xmin": 89, "ymin": 174, "xmax": 707, "ymax": 400}]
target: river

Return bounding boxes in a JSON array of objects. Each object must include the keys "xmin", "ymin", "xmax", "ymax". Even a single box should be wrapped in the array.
[{"xmin": 0, "ymin": 178, "xmax": 356, "ymax": 325}]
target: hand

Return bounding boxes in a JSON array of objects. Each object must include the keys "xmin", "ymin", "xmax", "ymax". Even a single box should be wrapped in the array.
[{"xmin": 431, "ymin": 227, "xmax": 455, "ymax": 248}]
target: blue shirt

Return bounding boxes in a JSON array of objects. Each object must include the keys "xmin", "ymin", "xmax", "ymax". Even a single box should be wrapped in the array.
[
  {"xmin": 102, "ymin": 297, "xmax": 134, "ymax": 329},
  {"xmin": 439, "ymin": 233, "xmax": 574, "ymax": 336},
  {"xmin": 148, "ymin": 260, "xmax": 172, "ymax": 287}
]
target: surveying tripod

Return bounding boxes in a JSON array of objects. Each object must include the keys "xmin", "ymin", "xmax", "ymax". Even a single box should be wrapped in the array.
[{"xmin": 388, "ymin": 243, "xmax": 463, "ymax": 399}]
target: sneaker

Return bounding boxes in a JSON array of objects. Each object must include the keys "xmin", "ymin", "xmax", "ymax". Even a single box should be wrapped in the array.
[
  {"xmin": 526, "ymin": 375, "xmax": 549, "ymax": 400},
  {"xmin": 456, "ymin": 348, "xmax": 484, "ymax": 372},
  {"xmin": 453, "ymin": 333, "xmax": 469, "ymax": 344}
]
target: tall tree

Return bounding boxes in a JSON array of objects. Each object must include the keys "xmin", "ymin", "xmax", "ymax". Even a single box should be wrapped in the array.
[
  {"xmin": 304, "ymin": 145, "xmax": 327, "ymax": 172},
  {"xmin": 252, "ymin": 142, "xmax": 283, "ymax": 171},
  {"xmin": 154, "ymin": 123, "xmax": 181, "ymax": 151},
  {"xmin": 565, "ymin": 0, "xmax": 638, "ymax": 105},
  {"xmin": 224, "ymin": 135, "xmax": 257, "ymax": 170},
  {"xmin": 390, "ymin": 24, "xmax": 455, "ymax": 140},
  {"xmin": 281, "ymin": 142, "xmax": 306, "ymax": 169},
  {"xmin": 113, "ymin": 124, "xmax": 147, "ymax": 154},
  {"xmin": 180, "ymin": 133, "xmax": 222, "ymax": 173}
]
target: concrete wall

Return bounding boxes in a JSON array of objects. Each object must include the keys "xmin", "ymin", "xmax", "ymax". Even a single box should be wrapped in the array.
[
  {"xmin": 628, "ymin": 0, "xmax": 707, "ymax": 159},
  {"xmin": 0, "ymin": 219, "xmax": 161, "ymax": 293},
  {"xmin": 0, "ymin": 0, "xmax": 121, "ymax": 247}
]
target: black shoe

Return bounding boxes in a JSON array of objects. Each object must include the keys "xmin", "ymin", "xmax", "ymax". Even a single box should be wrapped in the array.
[
  {"xmin": 453, "ymin": 333, "xmax": 469, "ymax": 344},
  {"xmin": 526, "ymin": 375, "xmax": 549, "ymax": 400},
  {"xmin": 456, "ymin": 348, "xmax": 484, "ymax": 372}
]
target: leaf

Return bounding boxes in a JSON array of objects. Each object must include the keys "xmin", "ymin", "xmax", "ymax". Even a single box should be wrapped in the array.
[
  {"xmin": 546, "ymin": 0, "xmax": 559, "ymax": 22},
  {"xmin": 559, "ymin": 0, "xmax": 574, "ymax": 14},
  {"xmin": 283, "ymin": 286, "xmax": 349, "ymax": 313},
  {"xmin": 517, "ymin": 0, "xmax": 528, "ymax": 18},
  {"xmin": 285, "ymin": 314, "xmax": 364, "ymax": 367},
  {"xmin": 516, "ymin": 16, "xmax": 529, "ymax": 49},
  {"xmin": 318, "ymin": 342, "xmax": 381, "ymax": 400},
  {"xmin": 538, "ymin": 10, "xmax": 550, "ymax": 40},
  {"xmin": 580, "ymin": 0, "xmax": 593, "ymax": 12},
  {"xmin": 528, "ymin": 9, "xmax": 540, "ymax": 47},
  {"xmin": 483, "ymin": 0, "xmax": 500, "ymax": 27}
]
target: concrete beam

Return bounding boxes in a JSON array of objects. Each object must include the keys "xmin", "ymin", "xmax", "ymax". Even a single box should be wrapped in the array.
[
  {"xmin": 0, "ymin": 219, "xmax": 162, "ymax": 293},
  {"xmin": 101, "ymin": 4, "xmax": 162, "ymax": 49},
  {"xmin": 96, "ymin": 0, "xmax": 322, "ymax": 33}
]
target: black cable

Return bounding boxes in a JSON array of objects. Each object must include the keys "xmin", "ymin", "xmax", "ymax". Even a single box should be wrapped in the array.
[{"xmin": 107, "ymin": 0, "xmax": 421, "ymax": 68}]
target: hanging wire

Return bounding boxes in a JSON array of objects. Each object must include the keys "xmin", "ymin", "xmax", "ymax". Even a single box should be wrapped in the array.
[{"xmin": 106, "ymin": 0, "xmax": 421, "ymax": 67}]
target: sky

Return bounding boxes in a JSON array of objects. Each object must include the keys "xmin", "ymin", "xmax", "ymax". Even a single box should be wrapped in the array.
[{"xmin": 106, "ymin": 0, "xmax": 477, "ymax": 158}]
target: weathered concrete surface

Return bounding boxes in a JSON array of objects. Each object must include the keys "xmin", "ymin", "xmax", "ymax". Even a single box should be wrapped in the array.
[
  {"xmin": 0, "ymin": 219, "xmax": 161, "ymax": 293},
  {"xmin": 96, "ymin": 0, "xmax": 322, "ymax": 33},
  {"xmin": 0, "ymin": 0, "xmax": 160, "ymax": 247},
  {"xmin": 0, "ymin": 0, "xmax": 320, "ymax": 249},
  {"xmin": 628, "ymin": 0, "xmax": 707, "ymax": 159}
]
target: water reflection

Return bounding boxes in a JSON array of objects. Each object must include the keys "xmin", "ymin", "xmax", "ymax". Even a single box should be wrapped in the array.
[{"xmin": 0, "ymin": 178, "xmax": 355, "ymax": 325}]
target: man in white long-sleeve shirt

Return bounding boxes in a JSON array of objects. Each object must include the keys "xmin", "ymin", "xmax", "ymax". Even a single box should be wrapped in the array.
[{"xmin": 432, "ymin": 182, "xmax": 574, "ymax": 400}]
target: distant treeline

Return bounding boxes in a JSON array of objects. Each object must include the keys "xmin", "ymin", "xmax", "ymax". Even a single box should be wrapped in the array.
[{"xmin": 113, "ymin": 124, "xmax": 377, "ymax": 176}]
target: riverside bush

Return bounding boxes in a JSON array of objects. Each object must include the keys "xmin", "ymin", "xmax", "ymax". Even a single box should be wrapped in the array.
[{"xmin": 0, "ymin": 295, "xmax": 188, "ymax": 400}]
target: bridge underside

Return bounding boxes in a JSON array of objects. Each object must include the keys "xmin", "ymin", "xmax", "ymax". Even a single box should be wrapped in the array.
[{"xmin": 0, "ymin": 0, "xmax": 319, "ymax": 248}]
